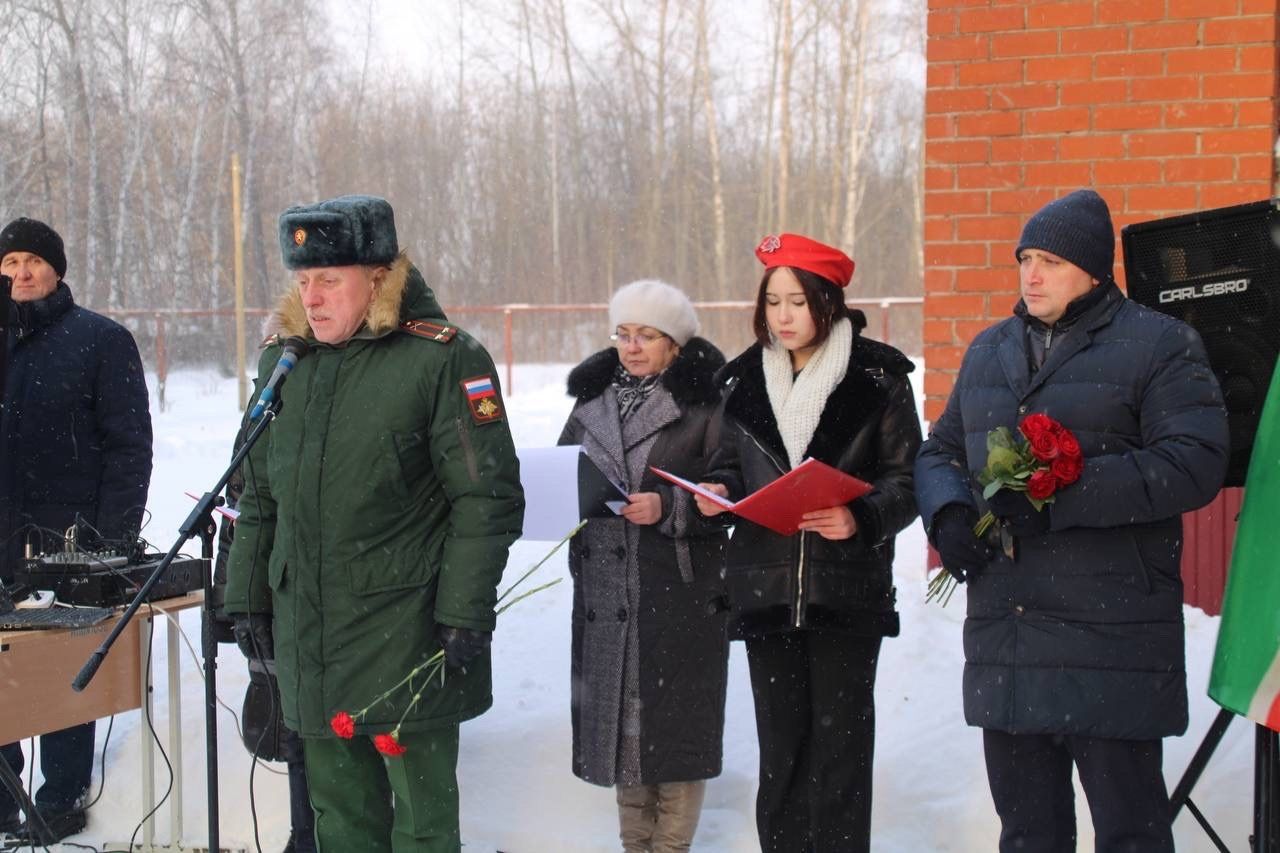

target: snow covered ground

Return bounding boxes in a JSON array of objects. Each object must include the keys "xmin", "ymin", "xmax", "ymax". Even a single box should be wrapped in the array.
[{"xmin": 9, "ymin": 363, "xmax": 1255, "ymax": 852}]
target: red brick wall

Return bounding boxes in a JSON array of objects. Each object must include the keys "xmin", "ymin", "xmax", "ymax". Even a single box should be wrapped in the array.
[{"xmin": 923, "ymin": 0, "xmax": 1280, "ymax": 424}]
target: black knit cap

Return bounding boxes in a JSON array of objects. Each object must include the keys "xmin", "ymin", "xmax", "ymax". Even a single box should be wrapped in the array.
[
  {"xmin": 0, "ymin": 217, "xmax": 67, "ymax": 279},
  {"xmin": 1015, "ymin": 189, "xmax": 1115, "ymax": 283}
]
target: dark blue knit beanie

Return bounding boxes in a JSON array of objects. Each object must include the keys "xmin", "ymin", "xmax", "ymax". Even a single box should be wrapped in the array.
[
  {"xmin": 1015, "ymin": 189, "xmax": 1115, "ymax": 282},
  {"xmin": 0, "ymin": 217, "xmax": 67, "ymax": 279}
]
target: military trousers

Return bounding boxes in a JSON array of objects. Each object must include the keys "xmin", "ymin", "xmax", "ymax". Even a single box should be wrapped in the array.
[{"xmin": 303, "ymin": 725, "xmax": 461, "ymax": 853}]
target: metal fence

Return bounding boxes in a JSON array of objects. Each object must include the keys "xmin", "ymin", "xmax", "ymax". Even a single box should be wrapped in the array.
[{"xmin": 101, "ymin": 297, "xmax": 923, "ymax": 405}]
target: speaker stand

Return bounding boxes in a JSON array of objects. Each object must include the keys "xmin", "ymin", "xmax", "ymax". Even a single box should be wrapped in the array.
[{"xmin": 1171, "ymin": 708, "xmax": 1280, "ymax": 852}]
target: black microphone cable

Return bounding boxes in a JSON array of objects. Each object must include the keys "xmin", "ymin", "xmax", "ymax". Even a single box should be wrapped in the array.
[{"xmin": 125, "ymin": 603, "xmax": 173, "ymax": 853}]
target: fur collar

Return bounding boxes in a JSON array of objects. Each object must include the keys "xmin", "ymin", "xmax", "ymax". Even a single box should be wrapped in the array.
[
  {"xmin": 566, "ymin": 336, "xmax": 726, "ymax": 407},
  {"xmin": 717, "ymin": 334, "xmax": 914, "ymax": 467},
  {"xmin": 267, "ymin": 252, "xmax": 413, "ymax": 341}
]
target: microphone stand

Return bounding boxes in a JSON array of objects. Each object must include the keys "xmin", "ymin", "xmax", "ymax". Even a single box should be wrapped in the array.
[{"xmin": 72, "ymin": 401, "xmax": 283, "ymax": 853}]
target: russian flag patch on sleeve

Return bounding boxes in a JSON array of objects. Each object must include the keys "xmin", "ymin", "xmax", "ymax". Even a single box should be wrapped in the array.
[{"xmin": 461, "ymin": 375, "xmax": 504, "ymax": 424}]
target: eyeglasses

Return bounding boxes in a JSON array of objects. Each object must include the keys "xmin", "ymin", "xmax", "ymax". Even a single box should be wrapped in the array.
[{"xmin": 610, "ymin": 331, "xmax": 668, "ymax": 347}]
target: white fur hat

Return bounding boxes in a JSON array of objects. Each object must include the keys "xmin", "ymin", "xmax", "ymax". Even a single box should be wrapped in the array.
[{"xmin": 608, "ymin": 279, "xmax": 699, "ymax": 346}]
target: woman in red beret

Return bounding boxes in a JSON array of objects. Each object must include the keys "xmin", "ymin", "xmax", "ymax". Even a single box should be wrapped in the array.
[{"xmin": 695, "ymin": 234, "xmax": 922, "ymax": 852}]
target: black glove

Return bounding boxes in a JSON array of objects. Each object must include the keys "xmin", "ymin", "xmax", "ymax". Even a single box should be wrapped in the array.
[
  {"xmin": 930, "ymin": 503, "xmax": 995, "ymax": 583},
  {"xmin": 233, "ymin": 613, "xmax": 275, "ymax": 662},
  {"xmin": 436, "ymin": 625, "xmax": 492, "ymax": 670},
  {"xmin": 986, "ymin": 489, "xmax": 1051, "ymax": 538}
]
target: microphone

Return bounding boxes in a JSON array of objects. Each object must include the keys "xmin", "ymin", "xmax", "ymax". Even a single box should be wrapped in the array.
[{"xmin": 249, "ymin": 336, "xmax": 309, "ymax": 420}]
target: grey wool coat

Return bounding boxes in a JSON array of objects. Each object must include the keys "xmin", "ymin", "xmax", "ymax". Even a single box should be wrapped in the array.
[{"xmin": 558, "ymin": 338, "xmax": 730, "ymax": 787}]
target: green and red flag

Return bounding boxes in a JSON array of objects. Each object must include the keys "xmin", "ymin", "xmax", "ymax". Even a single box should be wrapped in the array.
[{"xmin": 1209, "ymin": 359, "xmax": 1280, "ymax": 731}]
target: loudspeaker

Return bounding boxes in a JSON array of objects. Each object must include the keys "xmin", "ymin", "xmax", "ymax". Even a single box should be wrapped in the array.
[{"xmin": 1123, "ymin": 199, "xmax": 1280, "ymax": 487}]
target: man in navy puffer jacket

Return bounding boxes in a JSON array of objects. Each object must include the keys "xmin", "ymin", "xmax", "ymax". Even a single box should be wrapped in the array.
[
  {"xmin": 0, "ymin": 217, "xmax": 152, "ymax": 843},
  {"xmin": 915, "ymin": 190, "xmax": 1228, "ymax": 853}
]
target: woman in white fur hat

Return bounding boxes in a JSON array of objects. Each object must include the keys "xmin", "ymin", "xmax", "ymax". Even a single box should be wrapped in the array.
[{"xmin": 558, "ymin": 280, "xmax": 730, "ymax": 852}]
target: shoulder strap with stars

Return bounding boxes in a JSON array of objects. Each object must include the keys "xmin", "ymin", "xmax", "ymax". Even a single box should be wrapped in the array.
[{"xmin": 399, "ymin": 319, "xmax": 457, "ymax": 343}]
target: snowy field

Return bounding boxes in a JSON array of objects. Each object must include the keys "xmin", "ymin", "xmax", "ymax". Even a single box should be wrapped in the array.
[{"xmin": 8, "ymin": 362, "xmax": 1255, "ymax": 852}]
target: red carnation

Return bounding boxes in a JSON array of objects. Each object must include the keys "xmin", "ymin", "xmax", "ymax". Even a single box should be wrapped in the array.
[
  {"xmin": 1026, "ymin": 468, "xmax": 1059, "ymax": 501},
  {"xmin": 374, "ymin": 733, "xmax": 407, "ymax": 757},
  {"xmin": 1019, "ymin": 413, "xmax": 1055, "ymax": 441},
  {"xmin": 1027, "ymin": 430, "xmax": 1060, "ymax": 462},
  {"xmin": 1051, "ymin": 453, "xmax": 1084, "ymax": 485},
  {"xmin": 329, "ymin": 711, "xmax": 355, "ymax": 739}
]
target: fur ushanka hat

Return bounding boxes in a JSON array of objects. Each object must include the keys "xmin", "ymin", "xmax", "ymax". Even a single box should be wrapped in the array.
[{"xmin": 278, "ymin": 195, "xmax": 399, "ymax": 270}]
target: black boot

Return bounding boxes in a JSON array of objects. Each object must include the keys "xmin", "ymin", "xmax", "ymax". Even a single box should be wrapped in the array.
[
  {"xmin": 20, "ymin": 804, "xmax": 87, "ymax": 844},
  {"xmin": 0, "ymin": 810, "xmax": 20, "ymax": 844},
  {"xmin": 283, "ymin": 827, "xmax": 316, "ymax": 853}
]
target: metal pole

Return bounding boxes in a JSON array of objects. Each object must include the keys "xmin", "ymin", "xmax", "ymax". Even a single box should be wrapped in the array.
[
  {"xmin": 141, "ymin": 613, "xmax": 155, "ymax": 851},
  {"xmin": 504, "ymin": 308, "xmax": 514, "ymax": 395},
  {"xmin": 155, "ymin": 313, "xmax": 168, "ymax": 412},
  {"xmin": 166, "ymin": 607, "xmax": 184, "ymax": 847},
  {"xmin": 1257, "ymin": 724, "xmax": 1280, "ymax": 853},
  {"xmin": 232, "ymin": 152, "xmax": 247, "ymax": 411},
  {"xmin": 1171, "ymin": 708, "xmax": 1235, "ymax": 816},
  {"xmin": 200, "ymin": 523, "xmax": 220, "ymax": 853}
]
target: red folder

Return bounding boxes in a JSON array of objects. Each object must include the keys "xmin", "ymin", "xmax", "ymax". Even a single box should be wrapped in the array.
[{"xmin": 650, "ymin": 457, "xmax": 873, "ymax": 536}]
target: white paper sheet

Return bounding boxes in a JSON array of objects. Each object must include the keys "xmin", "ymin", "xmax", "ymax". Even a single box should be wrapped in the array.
[{"xmin": 517, "ymin": 446, "xmax": 625, "ymax": 541}]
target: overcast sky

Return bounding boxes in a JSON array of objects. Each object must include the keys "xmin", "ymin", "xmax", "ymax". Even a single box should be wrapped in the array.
[{"xmin": 321, "ymin": 1, "xmax": 880, "ymax": 83}]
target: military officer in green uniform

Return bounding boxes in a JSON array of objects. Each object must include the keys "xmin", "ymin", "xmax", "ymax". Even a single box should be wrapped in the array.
[{"xmin": 224, "ymin": 195, "xmax": 525, "ymax": 852}]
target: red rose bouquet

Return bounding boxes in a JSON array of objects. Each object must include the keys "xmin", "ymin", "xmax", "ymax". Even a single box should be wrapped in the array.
[
  {"xmin": 927, "ymin": 414, "xmax": 1082, "ymax": 606},
  {"xmin": 328, "ymin": 521, "xmax": 584, "ymax": 754}
]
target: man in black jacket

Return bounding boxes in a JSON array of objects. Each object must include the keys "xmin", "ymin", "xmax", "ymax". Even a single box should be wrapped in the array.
[
  {"xmin": 915, "ymin": 190, "xmax": 1229, "ymax": 853},
  {"xmin": 0, "ymin": 217, "xmax": 153, "ymax": 843}
]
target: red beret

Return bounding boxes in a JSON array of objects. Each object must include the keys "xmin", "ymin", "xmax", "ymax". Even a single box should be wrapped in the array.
[{"xmin": 755, "ymin": 233, "xmax": 855, "ymax": 289}]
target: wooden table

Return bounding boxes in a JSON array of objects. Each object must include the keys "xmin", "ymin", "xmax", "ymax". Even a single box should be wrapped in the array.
[{"xmin": 0, "ymin": 591, "xmax": 204, "ymax": 851}]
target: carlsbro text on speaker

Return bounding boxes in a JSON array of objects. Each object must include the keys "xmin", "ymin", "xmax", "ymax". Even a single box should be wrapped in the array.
[
  {"xmin": 1123, "ymin": 198, "xmax": 1280, "ymax": 487},
  {"xmin": 1158, "ymin": 277, "xmax": 1250, "ymax": 304}
]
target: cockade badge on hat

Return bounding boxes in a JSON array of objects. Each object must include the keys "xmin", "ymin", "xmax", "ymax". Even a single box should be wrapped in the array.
[
  {"xmin": 293, "ymin": 228, "xmax": 307, "ymax": 246},
  {"xmin": 758, "ymin": 235, "xmax": 782, "ymax": 253}
]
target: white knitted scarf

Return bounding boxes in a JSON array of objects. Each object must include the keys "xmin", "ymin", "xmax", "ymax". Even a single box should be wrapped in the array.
[{"xmin": 761, "ymin": 316, "xmax": 852, "ymax": 469}]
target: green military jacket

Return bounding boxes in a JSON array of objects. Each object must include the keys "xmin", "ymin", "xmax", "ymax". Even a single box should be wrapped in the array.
[{"xmin": 225, "ymin": 256, "xmax": 525, "ymax": 737}]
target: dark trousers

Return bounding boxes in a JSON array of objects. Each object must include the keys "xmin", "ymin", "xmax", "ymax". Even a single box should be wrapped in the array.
[
  {"xmin": 983, "ymin": 729, "xmax": 1175, "ymax": 853},
  {"xmin": 745, "ymin": 630, "xmax": 882, "ymax": 853},
  {"xmin": 287, "ymin": 753, "xmax": 316, "ymax": 852},
  {"xmin": 0, "ymin": 721, "xmax": 96, "ymax": 817}
]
